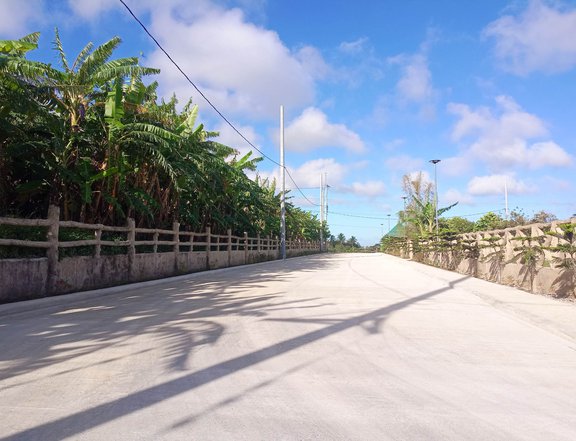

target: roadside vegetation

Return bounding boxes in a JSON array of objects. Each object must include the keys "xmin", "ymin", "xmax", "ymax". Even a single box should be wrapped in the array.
[
  {"xmin": 0, "ymin": 32, "xmax": 327, "ymax": 244},
  {"xmin": 379, "ymin": 172, "xmax": 575, "ymax": 298}
]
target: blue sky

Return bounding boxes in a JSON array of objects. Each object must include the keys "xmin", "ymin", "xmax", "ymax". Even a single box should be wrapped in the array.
[{"xmin": 1, "ymin": 0, "xmax": 575, "ymax": 245}]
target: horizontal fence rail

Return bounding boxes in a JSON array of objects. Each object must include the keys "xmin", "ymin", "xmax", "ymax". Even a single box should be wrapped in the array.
[
  {"xmin": 0, "ymin": 208, "xmax": 317, "ymax": 256},
  {"xmin": 0, "ymin": 206, "xmax": 321, "ymax": 302}
]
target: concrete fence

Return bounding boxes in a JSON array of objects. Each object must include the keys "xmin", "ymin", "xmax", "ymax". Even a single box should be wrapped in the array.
[
  {"xmin": 395, "ymin": 218, "xmax": 576, "ymax": 298},
  {"xmin": 0, "ymin": 206, "xmax": 321, "ymax": 303}
]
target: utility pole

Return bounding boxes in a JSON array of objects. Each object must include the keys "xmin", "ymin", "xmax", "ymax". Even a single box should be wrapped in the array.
[
  {"xmin": 324, "ymin": 173, "xmax": 329, "ymax": 224},
  {"xmin": 280, "ymin": 105, "xmax": 286, "ymax": 260},
  {"xmin": 320, "ymin": 174, "xmax": 324, "ymax": 251}
]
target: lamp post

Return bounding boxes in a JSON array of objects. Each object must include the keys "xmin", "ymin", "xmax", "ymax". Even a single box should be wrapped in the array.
[
  {"xmin": 387, "ymin": 214, "xmax": 391, "ymax": 233},
  {"xmin": 429, "ymin": 159, "xmax": 441, "ymax": 236}
]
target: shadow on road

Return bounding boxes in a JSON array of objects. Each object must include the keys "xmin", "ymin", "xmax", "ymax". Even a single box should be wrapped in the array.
[{"xmin": 0, "ymin": 255, "xmax": 470, "ymax": 441}]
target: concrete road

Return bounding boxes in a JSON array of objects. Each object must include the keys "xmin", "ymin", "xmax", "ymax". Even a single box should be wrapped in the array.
[{"xmin": 1, "ymin": 253, "xmax": 576, "ymax": 441}]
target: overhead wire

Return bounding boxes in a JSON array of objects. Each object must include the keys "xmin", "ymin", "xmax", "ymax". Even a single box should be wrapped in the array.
[
  {"xmin": 119, "ymin": 0, "xmax": 325, "ymax": 208},
  {"xmin": 120, "ymin": 1, "xmax": 505, "ymax": 223}
]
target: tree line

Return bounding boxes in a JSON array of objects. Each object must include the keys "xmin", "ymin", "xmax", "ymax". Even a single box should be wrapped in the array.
[{"xmin": 0, "ymin": 32, "xmax": 328, "ymax": 241}]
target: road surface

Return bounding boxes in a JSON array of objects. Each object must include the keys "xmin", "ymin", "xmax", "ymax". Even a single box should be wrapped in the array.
[{"xmin": 1, "ymin": 253, "xmax": 576, "ymax": 440}]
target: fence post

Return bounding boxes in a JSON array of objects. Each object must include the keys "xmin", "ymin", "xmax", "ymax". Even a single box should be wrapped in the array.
[
  {"xmin": 227, "ymin": 228, "xmax": 232, "ymax": 266},
  {"xmin": 257, "ymin": 233, "xmax": 261, "ymax": 253},
  {"xmin": 94, "ymin": 227, "xmax": 102, "ymax": 259},
  {"xmin": 153, "ymin": 231, "xmax": 159, "ymax": 254},
  {"xmin": 173, "ymin": 221, "xmax": 180, "ymax": 272},
  {"xmin": 46, "ymin": 205, "xmax": 60, "ymax": 295},
  {"xmin": 244, "ymin": 232, "xmax": 248, "ymax": 263},
  {"xmin": 127, "ymin": 218, "xmax": 136, "ymax": 281},
  {"xmin": 206, "ymin": 226, "xmax": 211, "ymax": 270}
]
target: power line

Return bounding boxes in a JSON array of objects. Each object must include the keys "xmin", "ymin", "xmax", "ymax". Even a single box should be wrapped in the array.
[
  {"xmin": 285, "ymin": 169, "xmax": 321, "ymax": 206},
  {"xmin": 119, "ymin": 0, "xmax": 324, "ymax": 210},
  {"xmin": 450, "ymin": 209, "xmax": 506, "ymax": 219},
  {"xmin": 119, "ymin": 1, "xmax": 281, "ymax": 167},
  {"xmin": 309, "ymin": 209, "xmax": 398, "ymax": 220}
]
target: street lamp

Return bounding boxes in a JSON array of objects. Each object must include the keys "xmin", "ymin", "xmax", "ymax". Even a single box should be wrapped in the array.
[
  {"xmin": 380, "ymin": 223, "xmax": 383, "ymax": 237},
  {"xmin": 387, "ymin": 214, "xmax": 391, "ymax": 233},
  {"xmin": 429, "ymin": 159, "xmax": 441, "ymax": 236}
]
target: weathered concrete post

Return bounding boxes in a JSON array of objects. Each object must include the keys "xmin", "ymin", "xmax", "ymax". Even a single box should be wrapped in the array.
[
  {"xmin": 94, "ymin": 227, "xmax": 102, "ymax": 259},
  {"xmin": 153, "ymin": 231, "xmax": 159, "ymax": 254},
  {"xmin": 46, "ymin": 205, "xmax": 60, "ymax": 295},
  {"xmin": 127, "ymin": 218, "xmax": 136, "ymax": 282},
  {"xmin": 244, "ymin": 232, "xmax": 248, "ymax": 264},
  {"xmin": 227, "ymin": 229, "xmax": 232, "ymax": 266},
  {"xmin": 173, "ymin": 221, "xmax": 180, "ymax": 272},
  {"xmin": 206, "ymin": 226, "xmax": 211, "ymax": 270}
]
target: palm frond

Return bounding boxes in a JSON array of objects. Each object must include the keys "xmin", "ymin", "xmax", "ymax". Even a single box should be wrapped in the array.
[
  {"xmin": 91, "ymin": 60, "xmax": 159, "ymax": 84},
  {"xmin": 71, "ymin": 41, "xmax": 94, "ymax": 72},
  {"xmin": 77, "ymin": 36, "xmax": 122, "ymax": 82},
  {"xmin": 52, "ymin": 29, "xmax": 70, "ymax": 73}
]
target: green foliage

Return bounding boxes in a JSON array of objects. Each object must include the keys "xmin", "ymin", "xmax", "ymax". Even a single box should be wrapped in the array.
[
  {"xmin": 0, "ymin": 30, "xmax": 325, "ymax": 249},
  {"xmin": 474, "ymin": 212, "xmax": 506, "ymax": 232},
  {"xmin": 400, "ymin": 172, "xmax": 457, "ymax": 237},
  {"xmin": 440, "ymin": 216, "xmax": 475, "ymax": 234},
  {"xmin": 546, "ymin": 223, "xmax": 576, "ymax": 297},
  {"xmin": 329, "ymin": 233, "xmax": 364, "ymax": 253},
  {"xmin": 0, "ymin": 224, "xmax": 46, "ymax": 258},
  {"xmin": 509, "ymin": 235, "xmax": 545, "ymax": 292}
]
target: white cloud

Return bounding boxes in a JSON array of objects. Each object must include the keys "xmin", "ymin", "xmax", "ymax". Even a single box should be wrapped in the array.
[
  {"xmin": 284, "ymin": 107, "xmax": 365, "ymax": 153},
  {"xmin": 526, "ymin": 141, "xmax": 573, "ymax": 168},
  {"xmin": 144, "ymin": 4, "xmax": 322, "ymax": 119},
  {"xmin": 288, "ymin": 158, "xmax": 347, "ymax": 188},
  {"xmin": 66, "ymin": 0, "xmax": 117, "ymax": 19},
  {"xmin": 440, "ymin": 156, "xmax": 472, "ymax": 177},
  {"xmin": 382, "ymin": 138, "xmax": 405, "ymax": 151},
  {"xmin": 385, "ymin": 155, "xmax": 424, "ymax": 174},
  {"xmin": 338, "ymin": 37, "xmax": 369, "ymax": 54},
  {"xmin": 448, "ymin": 96, "xmax": 573, "ymax": 171},
  {"xmin": 213, "ymin": 122, "xmax": 260, "ymax": 158},
  {"xmin": 388, "ymin": 48, "xmax": 437, "ymax": 120},
  {"xmin": 484, "ymin": 0, "xmax": 576, "ymax": 75},
  {"xmin": 467, "ymin": 174, "xmax": 533, "ymax": 196},
  {"xmin": 296, "ymin": 46, "xmax": 331, "ymax": 80},
  {"xmin": 393, "ymin": 53, "xmax": 434, "ymax": 103},
  {"xmin": 443, "ymin": 189, "xmax": 474, "ymax": 206},
  {"xmin": 258, "ymin": 158, "xmax": 347, "ymax": 193},
  {"xmin": 341, "ymin": 181, "xmax": 387, "ymax": 197},
  {"xmin": 0, "ymin": 0, "xmax": 44, "ymax": 37}
]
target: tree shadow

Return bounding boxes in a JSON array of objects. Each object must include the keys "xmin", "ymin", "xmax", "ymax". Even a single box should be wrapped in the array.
[
  {"xmin": 1, "ymin": 265, "xmax": 471, "ymax": 441},
  {"xmin": 551, "ymin": 269, "xmax": 576, "ymax": 299},
  {"xmin": 0, "ymin": 255, "xmax": 334, "ymax": 385}
]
